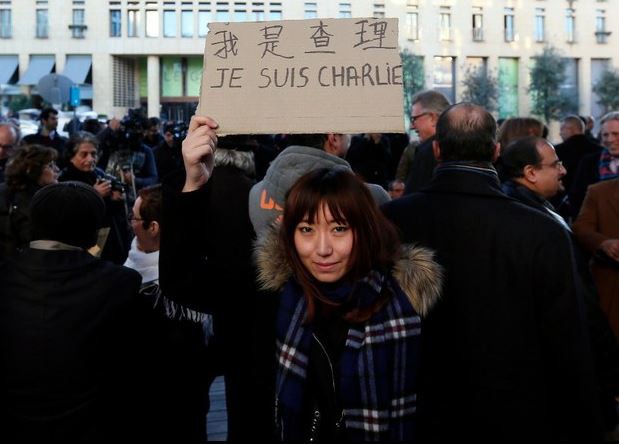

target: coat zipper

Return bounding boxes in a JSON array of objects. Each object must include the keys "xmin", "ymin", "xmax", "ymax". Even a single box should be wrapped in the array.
[{"xmin": 312, "ymin": 333, "xmax": 344, "ymax": 429}]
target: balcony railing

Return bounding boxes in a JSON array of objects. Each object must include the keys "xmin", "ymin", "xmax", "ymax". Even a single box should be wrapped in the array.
[
  {"xmin": 69, "ymin": 23, "xmax": 87, "ymax": 39},
  {"xmin": 472, "ymin": 28, "xmax": 483, "ymax": 41},
  {"xmin": 595, "ymin": 30, "xmax": 611, "ymax": 44}
]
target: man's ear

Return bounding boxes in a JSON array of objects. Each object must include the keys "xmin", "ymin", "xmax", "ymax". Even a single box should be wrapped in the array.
[
  {"xmin": 522, "ymin": 164, "xmax": 538, "ymax": 183},
  {"xmin": 324, "ymin": 133, "xmax": 337, "ymax": 154},
  {"xmin": 432, "ymin": 140, "xmax": 441, "ymax": 161},
  {"xmin": 149, "ymin": 220, "xmax": 160, "ymax": 237}
]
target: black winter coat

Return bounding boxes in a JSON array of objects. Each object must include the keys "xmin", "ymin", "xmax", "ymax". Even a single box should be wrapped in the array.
[
  {"xmin": 382, "ymin": 164, "xmax": 602, "ymax": 440},
  {"xmin": 159, "ymin": 165, "xmax": 273, "ymax": 440},
  {"xmin": 0, "ymin": 248, "xmax": 155, "ymax": 442}
]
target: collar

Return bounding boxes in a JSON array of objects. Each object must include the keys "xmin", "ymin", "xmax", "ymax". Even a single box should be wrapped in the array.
[
  {"xmin": 124, "ymin": 237, "xmax": 159, "ymax": 283},
  {"xmin": 29, "ymin": 240, "xmax": 83, "ymax": 251},
  {"xmin": 501, "ymin": 180, "xmax": 549, "ymax": 211},
  {"xmin": 424, "ymin": 161, "xmax": 505, "ymax": 199}
]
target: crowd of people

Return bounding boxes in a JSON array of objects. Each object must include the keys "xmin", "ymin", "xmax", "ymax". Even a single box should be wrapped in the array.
[{"xmin": 0, "ymin": 92, "xmax": 618, "ymax": 441}]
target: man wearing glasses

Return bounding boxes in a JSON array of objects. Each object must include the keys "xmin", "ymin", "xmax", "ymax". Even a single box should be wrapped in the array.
[
  {"xmin": 0, "ymin": 123, "xmax": 18, "ymax": 183},
  {"xmin": 499, "ymin": 136, "xmax": 569, "ymax": 229},
  {"xmin": 404, "ymin": 90, "xmax": 450, "ymax": 194}
]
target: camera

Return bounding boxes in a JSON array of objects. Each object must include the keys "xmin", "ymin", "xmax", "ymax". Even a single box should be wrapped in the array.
[
  {"xmin": 120, "ymin": 110, "xmax": 147, "ymax": 150},
  {"xmin": 97, "ymin": 171, "xmax": 129, "ymax": 193},
  {"xmin": 164, "ymin": 121, "xmax": 188, "ymax": 144}
]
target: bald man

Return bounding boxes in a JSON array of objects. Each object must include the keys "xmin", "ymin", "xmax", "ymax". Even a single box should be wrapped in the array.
[{"xmin": 555, "ymin": 115, "xmax": 603, "ymax": 197}]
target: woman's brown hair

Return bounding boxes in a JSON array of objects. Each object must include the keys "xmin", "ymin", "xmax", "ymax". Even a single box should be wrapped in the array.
[
  {"xmin": 280, "ymin": 168, "xmax": 400, "ymax": 323},
  {"xmin": 497, "ymin": 117, "xmax": 545, "ymax": 152},
  {"xmin": 5, "ymin": 144, "xmax": 57, "ymax": 197}
]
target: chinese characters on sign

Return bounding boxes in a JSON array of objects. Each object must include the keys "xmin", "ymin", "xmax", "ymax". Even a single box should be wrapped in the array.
[{"xmin": 198, "ymin": 18, "xmax": 404, "ymax": 135}]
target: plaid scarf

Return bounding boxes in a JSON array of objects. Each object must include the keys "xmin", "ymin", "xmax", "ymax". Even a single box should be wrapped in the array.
[
  {"xmin": 599, "ymin": 148, "xmax": 619, "ymax": 181},
  {"xmin": 275, "ymin": 271, "xmax": 421, "ymax": 441}
]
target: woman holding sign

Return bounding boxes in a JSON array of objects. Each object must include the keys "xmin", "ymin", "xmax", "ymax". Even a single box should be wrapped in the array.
[{"xmin": 254, "ymin": 167, "xmax": 442, "ymax": 441}]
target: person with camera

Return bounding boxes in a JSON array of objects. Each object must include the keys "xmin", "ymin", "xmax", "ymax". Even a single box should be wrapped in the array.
[
  {"xmin": 153, "ymin": 121, "xmax": 187, "ymax": 181},
  {"xmin": 59, "ymin": 132, "xmax": 131, "ymax": 265},
  {"xmin": 96, "ymin": 112, "xmax": 158, "ymax": 205}
]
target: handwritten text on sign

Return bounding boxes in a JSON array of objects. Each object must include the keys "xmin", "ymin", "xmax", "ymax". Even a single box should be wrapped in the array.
[{"xmin": 197, "ymin": 18, "xmax": 405, "ymax": 135}]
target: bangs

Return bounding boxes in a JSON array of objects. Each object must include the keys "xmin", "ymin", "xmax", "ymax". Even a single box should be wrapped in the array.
[{"xmin": 285, "ymin": 174, "xmax": 357, "ymax": 228}]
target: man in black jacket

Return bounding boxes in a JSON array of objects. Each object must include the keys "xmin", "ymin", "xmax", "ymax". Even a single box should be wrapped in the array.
[
  {"xmin": 382, "ymin": 103, "xmax": 602, "ymax": 440},
  {"xmin": 22, "ymin": 108, "xmax": 67, "ymax": 165},
  {"xmin": 403, "ymin": 90, "xmax": 450, "ymax": 194},
  {"xmin": 501, "ymin": 136, "xmax": 619, "ymax": 431},
  {"xmin": 0, "ymin": 182, "xmax": 154, "ymax": 442},
  {"xmin": 554, "ymin": 115, "xmax": 604, "ymax": 218}
]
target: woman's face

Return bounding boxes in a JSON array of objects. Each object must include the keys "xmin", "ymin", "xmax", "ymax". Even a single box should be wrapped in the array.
[
  {"xmin": 38, "ymin": 160, "xmax": 59, "ymax": 186},
  {"xmin": 70, "ymin": 142, "xmax": 97, "ymax": 172},
  {"xmin": 294, "ymin": 204, "xmax": 354, "ymax": 283}
]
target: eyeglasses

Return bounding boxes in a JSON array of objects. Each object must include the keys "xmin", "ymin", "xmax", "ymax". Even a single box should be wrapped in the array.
[
  {"xmin": 410, "ymin": 112, "xmax": 431, "ymax": 124},
  {"xmin": 44, "ymin": 161, "xmax": 58, "ymax": 170},
  {"xmin": 127, "ymin": 214, "xmax": 143, "ymax": 222},
  {"xmin": 0, "ymin": 144, "xmax": 14, "ymax": 150},
  {"xmin": 539, "ymin": 160, "xmax": 564, "ymax": 170}
]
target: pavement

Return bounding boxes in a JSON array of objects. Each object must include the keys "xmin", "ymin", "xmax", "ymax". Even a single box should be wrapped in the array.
[{"xmin": 206, "ymin": 376, "xmax": 228, "ymax": 441}]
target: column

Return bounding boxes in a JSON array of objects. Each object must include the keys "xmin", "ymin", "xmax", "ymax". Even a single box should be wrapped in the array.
[{"xmin": 147, "ymin": 55, "xmax": 160, "ymax": 118}]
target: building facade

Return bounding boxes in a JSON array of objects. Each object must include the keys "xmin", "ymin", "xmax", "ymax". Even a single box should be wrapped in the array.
[{"xmin": 0, "ymin": 0, "xmax": 616, "ymax": 121}]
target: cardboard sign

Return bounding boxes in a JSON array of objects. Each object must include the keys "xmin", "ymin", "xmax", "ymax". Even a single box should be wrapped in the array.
[{"xmin": 197, "ymin": 18, "xmax": 405, "ymax": 135}]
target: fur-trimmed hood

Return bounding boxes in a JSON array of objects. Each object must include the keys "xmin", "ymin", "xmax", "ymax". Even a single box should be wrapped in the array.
[{"xmin": 254, "ymin": 224, "xmax": 443, "ymax": 317}]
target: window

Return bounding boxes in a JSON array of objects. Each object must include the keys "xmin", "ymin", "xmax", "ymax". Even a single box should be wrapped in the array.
[
  {"xmin": 198, "ymin": 10, "xmax": 210, "ymax": 36},
  {"xmin": 269, "ymin": 2, "xmax": 282, "ymax": 21},
  {"xmin": 146, "ymin": 9, "xmax": 159, "ymax": 37},
  {"xmin": 406, "ymin": 6, "xmax": 418, "ymax": 40},
  {"xmin": 439, "ymin": 7, "xmax": 451, "ymax": 41},
  {"xmin": 304, "ymin": 2, "xmax": 317, "ymax": 19},
  {"xmin": 433, "ymin": 56, "xmax": 455, "ymax": 103},
  {"xmin": 338, "ymin": 3, "xmax": 351, "ymax": 18},
  {"xmin": 113, "ymin": 57, "xmax": 137, "ymax": 107},
  {"xmin": 234, "ymin": 1, "xmax": 247, "ymax": 20},
  {"xmin": 181, "ymin": 10, "xmax": 193, "ymax": 37},
  {"xmin": 504, "ymin": 7, "xmax": 514, "ymax": 42},
  {"xmin": 498, "ymin": 58, "xmax": 519, "ymax": 119},
  {"xmin": 373, "ymin": 3, "xmax": 385, "ymax": 19},
  {"xmin": 71, "ymin": 8, "xmax": 86, "ymax": 38},
  {"xmin": 596, "ymin": 10, "xmax": 608, "ymax": 44},
  {"xmin": 128, "ymin": 9, "xmax": 139, "ymax": 37},
  {"xmin": 565, "ymin": 8, "xmax": 575, "ymax": 43},
  {"xmin": 472, "ymin": 7, "xmax": 483, "ymax": 41},
  {"xmin": 252, "ymin": 1, "xmax": 264, "ymax": 20},
  {"xmin": 561, "ymin": 58, "xmax": 579, "ymax": 114},
  {"xmin": 534, "ymin": 8, "xmax": 545, "ymax": 42},
  {"xmin": 216, "ymin": 9, "xmax": 229, "ymax": 22},
  {"xmin": 110, "ymin": 9, "xmax": 121, "ymax": 37},
  {"xmin": 163, "ymin": 10, "xmax": 176, "ymax": 37},
  {"xmin": 0, "ymin": 9, "xmax": 10, "ymax": 38},
  {"xmin": 36, "ymin": 8, "xmax": 48, "ymax": 38}
]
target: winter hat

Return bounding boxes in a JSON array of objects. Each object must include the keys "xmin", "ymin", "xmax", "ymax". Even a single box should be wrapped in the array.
[{"xmin": 30, "ymin": 181, "xmax": 105, "ymax": 249}]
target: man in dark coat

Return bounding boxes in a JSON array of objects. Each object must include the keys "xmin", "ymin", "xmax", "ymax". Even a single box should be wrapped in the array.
[
  {"xmin": 554, "ymin": 115, "xmax": 604, "ymax": 218},
  {"xmin": 501, "ymin": 136, "xmax": 619, "ymax": 431},
  {"xmin": 403, "ymin": 90, "xmax": 450, "ymax": 194},
  {"xmin": 159, "ymin": 128, "xmax": 264, "ymax": 440},
  {"xmin": 382, "ymin": 103, "xmax": 602, "ymax": 440},
  {"xmin": 556, "ymin": 115, "xmax": 604, "ymax": 196},
  {"xmin": 22, "ymin": 108, "xmax": 68, "ymax": 166},
  {"xmin": 0, "ymin": 182, "xmax": 153, "ymax": 442}
]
